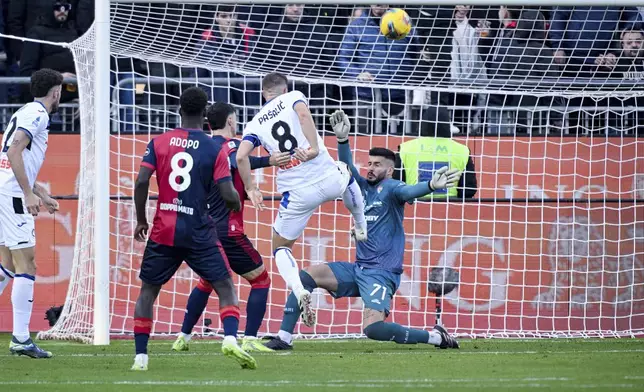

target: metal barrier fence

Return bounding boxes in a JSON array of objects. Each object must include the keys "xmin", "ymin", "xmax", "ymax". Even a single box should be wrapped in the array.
[{"xmin": 0, "ymin": 76, "xmax": 642, "ymax": 135}]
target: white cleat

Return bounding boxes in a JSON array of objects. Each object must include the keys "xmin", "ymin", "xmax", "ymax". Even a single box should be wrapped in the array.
[
  {"xmin": 352, "ymin": 226, "xmax": 368, "ymax": 242},
  {"xmin": 298, "ymin": 290, "xmax": 316, "ymax": 328},
  {"xmin": 131, "ymin": 353, "xmax": 149, "ymax": 371}
]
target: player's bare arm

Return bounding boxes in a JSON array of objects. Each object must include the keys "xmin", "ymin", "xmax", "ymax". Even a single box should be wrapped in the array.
[
  {"xmin": 247, "ymin": 152, "xmax": 291, "ymax": 169},
  {"xmin": 6, "ymin": 130, "xmax": 40, "ymax": 216},
  {"xmin": 133, "ymin": 166, "xmax": 154, "ymax": 242},
  {"xmin": 217, "ymin": 180, "xmax": 241, "ymax": 212},
  {"xmin": 267, "ymin": 152, "xmax": 291, "ymax": 167},
  {"xmin": 293, "ymin": 101, "xmax": 319, "ymax": 162},
  {"xmin": 33, "ymin": 182, "xmax": 59, "ymax": 214},
  {"xmin": 236, "ymin": 140, "xmax": 264, "ymax": 211}
]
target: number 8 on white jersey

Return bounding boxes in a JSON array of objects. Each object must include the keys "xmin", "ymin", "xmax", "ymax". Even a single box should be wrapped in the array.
[{"xmin": 242, "ymin": 90, "xmax": 336, "ymax": 193}]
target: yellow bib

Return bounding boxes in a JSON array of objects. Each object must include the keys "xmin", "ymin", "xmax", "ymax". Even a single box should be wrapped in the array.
[{"xmin": 399, "ymin": 138, "xmax": 469, "ymax": 199}]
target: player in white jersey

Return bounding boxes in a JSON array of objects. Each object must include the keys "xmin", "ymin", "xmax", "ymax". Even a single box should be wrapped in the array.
[
  {"xmin": 236, "ymin": 73, "xmax": 368, "ymax": 327},
  {"xmin": 0, "ymin": 69, "xmax": 63, "ymax": 358}
]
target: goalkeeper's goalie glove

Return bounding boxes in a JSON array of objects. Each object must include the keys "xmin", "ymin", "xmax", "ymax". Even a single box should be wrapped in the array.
[
  {"xmin": 329, "ymin": 110, "xmax": 350, "ymax": 143},
  {"xmin": 430, "ymin": 166, "xmax": 461, "ymax": 192}
]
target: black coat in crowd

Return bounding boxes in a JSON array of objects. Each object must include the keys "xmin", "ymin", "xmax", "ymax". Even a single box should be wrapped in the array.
[
  {"xmin": 19, "ymin": 11, "xmax": 78, "ymax": 101},
  {"xmin": 7, "ymin": 0, "xmax": 91, "ymax": 60}
]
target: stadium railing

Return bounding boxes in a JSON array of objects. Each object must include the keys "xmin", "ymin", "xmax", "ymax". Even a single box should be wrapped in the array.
[
  {"xmin": 113, "ymin": 76, "xmax": 644, "ymax": 136},
  {"xmin": 0, "ymin": 76, "xmax": 641, "ymax": 136}
]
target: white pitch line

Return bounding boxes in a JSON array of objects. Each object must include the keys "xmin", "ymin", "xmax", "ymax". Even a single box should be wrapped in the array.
[
  {"xmin": 0, "ymin": 379, "xmax": 640, "ymax": 389},
  {"xmin": 39, "ymin": 348, "xmax": 644, "ymax": 358},
  {"xmin": 39, "ymin": 338, "xmax": 644, "ymax": 346}
]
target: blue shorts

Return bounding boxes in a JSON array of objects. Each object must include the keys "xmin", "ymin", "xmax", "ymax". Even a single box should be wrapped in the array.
[
  {"xmin": 327, "ymin": 262, "xmax": 401, "ymax": 316},
  {"xmin": 139, "ymin": 239, "xmax": 231, "ymax": 286}
]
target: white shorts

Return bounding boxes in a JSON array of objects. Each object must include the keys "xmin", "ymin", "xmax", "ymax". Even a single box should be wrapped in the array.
[
  {"xmin": 0, "ymin": 193, "xmax": 36, "ymax": 250},
  {"xmin": 274, "ymin": 161, "xmax": 351, "ymax": 241}
]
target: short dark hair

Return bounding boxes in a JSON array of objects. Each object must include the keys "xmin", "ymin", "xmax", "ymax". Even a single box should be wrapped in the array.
[
  {"xmin": 369, "ymin": 147, "xmax": 396, "ymax": 164},
  {"xmin": 30, "ymin": 68, "xmax": 63, "ymax": 98},
  {"xmin": 206, "ymin": 102, "xmax": 236, "ymax": 130},
  {"xmin": 180, "ymin": 87, "xmax": 208, "ymax": 117},
  {"xmin": 262, "ymin": 72, "xmax": 288, "ymax": 91}
]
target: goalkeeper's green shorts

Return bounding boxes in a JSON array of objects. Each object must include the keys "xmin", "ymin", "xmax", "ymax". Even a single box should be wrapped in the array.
[{"xmin": 326, "ymin": 262, "xmax": 401, "ymax": 317}]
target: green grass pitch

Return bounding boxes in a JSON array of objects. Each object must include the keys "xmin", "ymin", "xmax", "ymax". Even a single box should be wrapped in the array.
[{"xmin": 1, "ymin": 333, "xmax": 643, "ymax": 391}]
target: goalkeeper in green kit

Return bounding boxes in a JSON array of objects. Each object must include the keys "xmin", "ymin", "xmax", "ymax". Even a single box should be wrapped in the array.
[{"xmin": 264, "ymin": 110, "xmax": 461, "ymax": 350}]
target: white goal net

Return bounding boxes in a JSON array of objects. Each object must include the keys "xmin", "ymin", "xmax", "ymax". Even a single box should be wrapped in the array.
[{"xmin": 39, "ymin": 3, "xmax": 644, "ymax": 343}]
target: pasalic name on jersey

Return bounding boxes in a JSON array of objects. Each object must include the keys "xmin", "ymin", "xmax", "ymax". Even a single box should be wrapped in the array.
[{"xmin": 258, "ymin": 100, "xmax": 286, "ymax": 125}]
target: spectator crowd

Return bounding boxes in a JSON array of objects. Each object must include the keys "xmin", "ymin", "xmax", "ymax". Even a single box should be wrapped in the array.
[{"xmin": 0, "ymin": 3, "xmax": 642, "ymax": 135}]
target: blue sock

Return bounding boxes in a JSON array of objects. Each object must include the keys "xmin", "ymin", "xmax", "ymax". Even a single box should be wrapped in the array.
[
  {"xmin": 134, "ymin": 333, "xmax": 149, "ymax": 354},
  {"xmin": 220, "ymin": 306, "xmax": 240, "ymax": 337},
  {"xmin": 364, "ymin": 321, "xmax": 430, "ymax": 344},
  {"xmin": 245, "ymin": 287, "xmax": 268, "ymax": 336},
  {"xmin": 279, "ymin": 270, "xmax": 317, "ymax": 334},
  {"xmin": 181, "ymin": 285, "xmax": 211, "ymax": 335},
  {"xmin": 134, "ymin": 317, "xmax": 152, "ymax": 354}
]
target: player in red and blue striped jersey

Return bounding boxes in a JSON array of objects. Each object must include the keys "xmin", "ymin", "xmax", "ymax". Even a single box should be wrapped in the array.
[
  {"xmin": 131, "ymin": 88, "xmax": 256, "ymax": 371},
  {"xmin": 172, "ymin": 102, "xmax": 290, "ymax": 353}
]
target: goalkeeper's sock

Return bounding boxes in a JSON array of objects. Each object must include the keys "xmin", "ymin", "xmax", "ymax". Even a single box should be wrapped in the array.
[
  {"xmin": 0, "ymin": 264, "xmax": 14, "ymax": 296},
  {"xmin": 274, "ymin": 247, "xmax": 304, "ymax": 297},
  {"xmin": 277, "ymin": 270, "xmax": 317, "ymax": 344},
  {"xmin": 364, "ymin": 321, "xmax": 433, "ymax": 345},
  {"xmin": 277, "ymin": 292, "xmax": 301, "ymax": 344},
  {"xmin": 342, "ymin": 177, "xmax": 367, "ymax": 231},
  {"xmin": 180, "ymin": 280, "xmax": 212, "ymax": 335},
  {"xmin": 134, "ymin": 317, "xmax": 152, "ymax": 354},
  {"xmin": 12, "ymin": 274, "xmax": 35, "ymax": 343},
  {"xmin": 220, "ymin": 305, "xmax": 241, "ymax": 338},
  {"xmin": 244, "ymin": 270, "xmax": 270, "ymax": 337}
]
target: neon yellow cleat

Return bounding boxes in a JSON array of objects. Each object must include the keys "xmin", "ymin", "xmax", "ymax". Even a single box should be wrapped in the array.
[
  {"xmin": 222, "ymin": 339, "xmax": 257, "ymax": 369},
  {"xmin": 171, "ymin": 334, "xmax": 189, "ymax": 351},
  {"xmin": 242, "ymin": 337, "xmax": 274, "ymax": 353}
]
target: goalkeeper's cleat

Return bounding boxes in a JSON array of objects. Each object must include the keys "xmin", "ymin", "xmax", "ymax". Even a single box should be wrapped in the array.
[
  {"xmin": 433, "ymin": 325, "xmax": 459, "ymax": 349},
  {"xmin": 130, "ymin": 354, "xmax": 148, "ymax": 371},
  {"xmin": 171, "ymin": 334, "xmax": 189, "ymax": 352},
  {"xmin": 222, "ymin": 339, "xmax": 257, "ymax": 370},
  {"xmin": 298, "ymin": 290, "xmax": 316, "ymax": 328},
  {"xmin": 352, "ymin": 226, "xmax": 368, "ymax": 242},
  {"xmin": 9, "ymin": 336, "xmax": 52, "ymax": 359},
  {"xmin": 242, "ymin": 337, "xmax": 274, "ymax": 353},
  {"xmin": 263, "ymin": 336, "xmax": 293, "ymax": 351}
]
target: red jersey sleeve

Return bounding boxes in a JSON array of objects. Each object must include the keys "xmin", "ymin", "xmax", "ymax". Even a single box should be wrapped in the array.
[{"xmin": 213, "ymin": 145, "xmax": 232, "ymax": 183}]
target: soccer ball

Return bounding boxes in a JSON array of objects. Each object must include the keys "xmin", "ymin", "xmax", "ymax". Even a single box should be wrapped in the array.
[{"xmin": 380, "ymin": 8, "xmax": 411, "ymax": 40}]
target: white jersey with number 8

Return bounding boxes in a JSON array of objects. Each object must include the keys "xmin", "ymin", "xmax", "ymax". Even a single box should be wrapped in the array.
[
  {"xmin": 0, "ymin": 101, "xmax": 50, "ymax": 198},
  {"xmin": 242, "ymin": 90, "xmax": 337, "ymax": 193}
]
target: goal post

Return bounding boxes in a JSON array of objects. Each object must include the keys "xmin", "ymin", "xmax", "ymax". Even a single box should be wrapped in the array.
[
  {"xmin": 93, "ymin": 0, "xmax": 111, "ymax": 347},
  {"xmin": 38, "ymin": 1, "xmax": 644, "ymax": 344}
]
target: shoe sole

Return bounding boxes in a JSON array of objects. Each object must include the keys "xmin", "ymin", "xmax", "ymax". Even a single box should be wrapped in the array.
[
  {"xmin": 222, "ymin": 345, "xmax": 257, "ymax": 370},
  {"xmin": 10, "ymin": 349, "xmax": 52, "ymax": 359},
  {"xmin": 299, "ymin": 292, "xmax": 316, "ymax": 328},
  {"xmin": 171, "ymin": 344, "xmax": 189, "ymax": 352}
]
